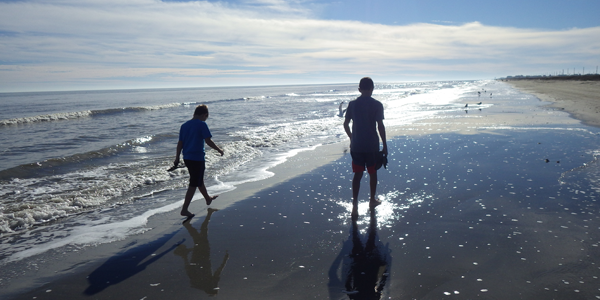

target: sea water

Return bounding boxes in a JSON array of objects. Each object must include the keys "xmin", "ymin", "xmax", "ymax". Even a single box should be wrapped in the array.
[{"xmin": 0, "ymin": 81, "xmax": 483, "ymax": 264}]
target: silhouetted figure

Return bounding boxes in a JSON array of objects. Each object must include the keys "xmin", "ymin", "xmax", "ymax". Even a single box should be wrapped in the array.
[
  {"xmin": 174, "ymin": 208, "xmax": 229, "ymax": 295},
  {"xmin": 343, "ymin": 77, "xmax": 388, "ymax": 210},
  {"xmin": 328, "ymin": 206, "xmax": 390, "ymax": 299}
]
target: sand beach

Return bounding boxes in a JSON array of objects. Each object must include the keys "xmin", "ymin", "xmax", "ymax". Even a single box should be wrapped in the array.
[
  {"xmin": 3, "ymin": 80, "xmax": 600, "ymax": 300},
  {"xmin": 507, "ymin": 79, "xmax": 600, "ymax": 127}
]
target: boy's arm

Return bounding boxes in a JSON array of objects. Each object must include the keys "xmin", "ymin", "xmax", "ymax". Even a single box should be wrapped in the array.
[
  {"xmin": 377, "ymin": 120, "xmax": 387, "ymax": 156},
  {"xmin": 343, "ymin": 118, "xmax": 352, "ymax": 141},
  {"xmin": 205, "ymin": 138, "xmax": 224, "ymax": 156},
  {"xmin": 174, "ymin": 141, "xmax": 183, "ymax": 166}
]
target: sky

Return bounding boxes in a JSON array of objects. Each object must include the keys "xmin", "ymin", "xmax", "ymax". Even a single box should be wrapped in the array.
[{"xmin": 0, "ymin": 0, "xmax": 599, "ymax": 92}]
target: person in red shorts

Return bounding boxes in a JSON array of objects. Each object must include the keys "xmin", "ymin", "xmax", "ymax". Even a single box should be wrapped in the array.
[{"xmin": 343, "ymin": 77, "xmax": 388, "ymax": 211}]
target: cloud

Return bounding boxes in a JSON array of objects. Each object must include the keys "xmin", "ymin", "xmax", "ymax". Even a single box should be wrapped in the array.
[{"xmin": 0, "ymin": 0, "xmax": 599, "ymax": 91}]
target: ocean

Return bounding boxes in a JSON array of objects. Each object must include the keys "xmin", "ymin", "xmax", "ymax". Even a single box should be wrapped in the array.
[
  {"xmin": 0, "ymin": 80, "xmax": 481, "ymax": 264},
  {"xmin": 4, "ymin": 80, "xmax": 600, "ymax": 298}
]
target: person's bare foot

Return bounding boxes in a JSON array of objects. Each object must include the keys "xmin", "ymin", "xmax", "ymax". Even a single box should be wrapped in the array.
[
  {"xmin": 180, "ymin": 211, "xmax": 195, "ymax": 224},
  {"xmin": 206, "ymin": 195, "xmax": 218, "ymax": 205},
  {"xmin": 369, "ymin": 198, "xmax": 381, "ymax": 207},
  {"xmin": 181, "ymin": 210, "xmax": 194, "ymax": 217}
]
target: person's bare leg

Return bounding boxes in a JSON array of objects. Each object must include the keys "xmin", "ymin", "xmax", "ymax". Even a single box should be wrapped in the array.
[
  {"xmin": 181, "ymin": 185, "xmax": 196, "ymax": 217},
  {"xmin": 369, "ymin": 172, "xmax": 381, "ymax": 206},
  {"xmin": 352, "ymin": 172, "xmax": 363, "ymax": 205},
  {"xmin": 198, "ymin": 183, "xmax": 218, "ymax": 205}
]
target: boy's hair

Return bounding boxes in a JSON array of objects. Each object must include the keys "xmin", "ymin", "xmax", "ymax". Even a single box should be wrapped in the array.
[
  {"xmin": 194, "ymin": 104, "xmax": 209, "ymax": 116},
  {"xmin": 359, "ymin": 77, "xmax": 374, "ymax": 90}
]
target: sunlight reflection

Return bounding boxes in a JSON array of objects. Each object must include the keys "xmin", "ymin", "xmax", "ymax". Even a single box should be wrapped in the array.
[{"xmin": 332, "ymin": 190, "xmax": 435, "ymax": 230}]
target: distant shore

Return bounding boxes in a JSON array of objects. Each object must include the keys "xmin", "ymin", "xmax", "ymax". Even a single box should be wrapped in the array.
[
  {"xmin": 505, "ymin": 79, "xmax": 600, "ymax": 128},
  {"xmin": 501, "ymin": 74, "xmax": 600, "ymax": 81}
]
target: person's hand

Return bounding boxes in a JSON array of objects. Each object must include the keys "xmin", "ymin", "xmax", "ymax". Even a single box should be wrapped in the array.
[
  {"xmin": 218, "ymin": 149, "xmax": 224, "ymax": 156},
  {"xmin": 382, "ymin": 145, "xmax": 388, "ymax": 156},
  {"xmin": 173, "ymin": 157, "xmax": 180, "ymax": 166}
]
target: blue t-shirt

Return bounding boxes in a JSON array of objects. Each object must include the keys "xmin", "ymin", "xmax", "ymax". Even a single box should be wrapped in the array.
[
  {"xmin": 179, "ymin": 119, "xmax": 212, "ymax": 161},
  {"xmin": 345, "ymin": 96, "xmax": 384, "ymax": 153}
]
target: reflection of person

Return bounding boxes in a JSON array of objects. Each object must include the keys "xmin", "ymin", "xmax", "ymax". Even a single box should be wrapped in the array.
[
  {"xmin": 328, "ymin": 206, "xmax": 389, "ymax": 299},
  {"xmin": 345, "ymin": 207, "xmax": 389, "ymax": 299},
  {"xmin": 174, "ymin": 104, "xmax": 224, "ymax": 219},
  {"xmin": 343, "ymin": 77, "xmax": 387, "ymax": 209},
  {"xmin": 174, "ymin": 208, "xmax": 229, "ymax": 295}
]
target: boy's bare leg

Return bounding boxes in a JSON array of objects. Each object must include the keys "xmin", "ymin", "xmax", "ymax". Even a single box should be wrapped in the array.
[
  {"xmin": 369, "ymin": 172, "xmax": 381, "ymax": 206},
  {"xmin": 198, "ymin": 183, "xmax": 218, "ymax": 205},
  {"xmin": 181, "ymin": 185, "xmax": 196, "ymax": 217},
  {"xmin": 352, "ymin": 172, "xmax": 363, "ymax": 206}
]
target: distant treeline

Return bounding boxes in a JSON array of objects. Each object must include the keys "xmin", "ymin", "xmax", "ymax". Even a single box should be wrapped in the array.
[{"xmin": 500, "ymin": 74, "xmax": 600, "ymax": 81}]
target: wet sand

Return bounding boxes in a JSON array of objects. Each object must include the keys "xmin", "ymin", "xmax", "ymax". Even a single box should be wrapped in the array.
[
  {"xmin": 5, "ymin": 81, "xmax": 600, "ymax": 300},
  {"xmin": 507, "ymin": 80, "xmax": 600, "ymax": 127}
]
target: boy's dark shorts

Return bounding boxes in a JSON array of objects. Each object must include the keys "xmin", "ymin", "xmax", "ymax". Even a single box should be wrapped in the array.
[
  {"xmin": 351, "ymin": 151, "xmax": 378, "ymax": 174},
  {"xmin": 184, "ymin": 159, "xmax": 206, "ymax": 187}
]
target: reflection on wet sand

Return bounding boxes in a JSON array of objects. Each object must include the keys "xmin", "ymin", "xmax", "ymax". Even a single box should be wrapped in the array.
[
  {"xmin": 329, "ymin": 206, "xmax": 391, "ymax": 299},
  {"xmin": 174, "ymin": 208, "xmax": 229, "ymax": 295}
]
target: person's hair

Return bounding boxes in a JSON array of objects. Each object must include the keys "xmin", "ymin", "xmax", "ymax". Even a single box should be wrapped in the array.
[
  {"xmin": 359, "ymin": 77, "xmax": 374, "ymax": 90},
  {"xmin": 194, "ymin": 104, "xmax": 209, "ymax": 116}
]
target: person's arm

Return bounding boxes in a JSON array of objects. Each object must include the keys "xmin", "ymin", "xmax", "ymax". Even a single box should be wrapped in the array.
[
  {"xmin": 205, "ymin": 138, "xmax": 224, "ymax": 156},
  {"xmin": 343, "ymin": 118, "xmax": 352, "ymax": 142},
  {"xmin": 174, "ymin": 140, "xmax": 183, "ymax": 166},
  {"xmin": 377, "ymin": 120, "xmax": 387, "ymax": 156}
]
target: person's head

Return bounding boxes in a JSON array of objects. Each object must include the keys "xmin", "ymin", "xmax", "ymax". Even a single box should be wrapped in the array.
[
  {"xmin": 358, "ymin": 77, "xmax": 374, "ymax": 96},
  {"xmin": 194, "ymin": 104, "xmax": 209, "ymax": 120}
]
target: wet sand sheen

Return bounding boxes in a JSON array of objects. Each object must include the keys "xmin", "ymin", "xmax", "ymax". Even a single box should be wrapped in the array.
[{"xmin": 7, "ymin": 81, "xmax": 600, "ymax": 300}]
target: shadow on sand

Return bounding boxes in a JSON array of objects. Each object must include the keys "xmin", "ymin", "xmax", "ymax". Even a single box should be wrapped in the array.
[
  {"xmin": 83, "ymin": 231, "xmax": 181, "ymax": 295},
  {"xmin": 329, "ymin": 206, "xmax": 392, "ymax": 300}
]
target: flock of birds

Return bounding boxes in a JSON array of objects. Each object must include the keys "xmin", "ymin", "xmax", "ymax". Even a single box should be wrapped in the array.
[
  {"xmin": 464, "ymin": 89, "xmax": 493, "ymax": 110},
  {"xmin": 337, "ymin": 89, "xmax": 494, "ymax": 116}
]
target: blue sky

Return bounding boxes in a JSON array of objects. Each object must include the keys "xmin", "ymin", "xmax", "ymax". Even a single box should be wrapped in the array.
[{"xmin": 1, "ymin": 0, "xmax": 599, "ymax": 92}]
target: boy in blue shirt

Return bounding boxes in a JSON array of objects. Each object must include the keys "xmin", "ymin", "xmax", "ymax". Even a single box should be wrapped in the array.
[{"xmin": 174, "ymin": 104, "xmax": 224, "ymax": 220}]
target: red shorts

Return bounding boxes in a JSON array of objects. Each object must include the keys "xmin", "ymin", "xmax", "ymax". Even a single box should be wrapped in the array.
[{"xmin": 351, "ymin": 152, "xmax": 378, "ymax": 174}]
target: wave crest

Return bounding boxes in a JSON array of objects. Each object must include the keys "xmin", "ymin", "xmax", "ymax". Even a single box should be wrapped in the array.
[{"xmin": 0, "ymin": 103, "xmax": 184, "ymax": 126}]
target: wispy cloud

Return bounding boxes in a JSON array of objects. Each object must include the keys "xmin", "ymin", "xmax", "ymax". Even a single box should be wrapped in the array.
[{"xmin": 0, "ymin": 0, "xmax": 598, "ymax": 91}]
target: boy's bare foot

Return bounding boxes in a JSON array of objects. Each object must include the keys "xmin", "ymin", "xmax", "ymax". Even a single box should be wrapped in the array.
[
  {"xmin": 180, "ymin": 211, "xmax": 195, "ymax": 224},
  {"xmin": 181, "ymin": 210, "xmax": 194, "ymax": 217},
  {"xmin": 206, "ymin": 195, "xmax": 218, "ymax": 205},
  {"xmin": 369, "ymin": 198, "xmax": 381, "ymax": 207}
]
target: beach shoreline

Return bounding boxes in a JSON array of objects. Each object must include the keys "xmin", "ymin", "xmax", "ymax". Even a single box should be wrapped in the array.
[
  {"xmin": 506, "ymin": 79, "xmax": 600, "ymax": 128},
  {"xmin": 5, "ymin": 80, "xmax": 600, "ymax": 299}
]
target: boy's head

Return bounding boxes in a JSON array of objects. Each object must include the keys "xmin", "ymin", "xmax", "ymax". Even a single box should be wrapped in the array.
[
  {"xmin": 194, "ymin": 104, "xmax": 209, "ymax": 117},
  {"xmin": 359, "ymin": 77, "xmax": 374, "ymax": 95}
]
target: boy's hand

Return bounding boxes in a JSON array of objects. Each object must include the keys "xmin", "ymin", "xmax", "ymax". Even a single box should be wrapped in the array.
[
  {"xmin": 173, "ymin": 158, "xmax": 180, "ymax": 167},
  {"xmin": 217, "ymin": 149, "xmax": 224, "ymax": 156}
]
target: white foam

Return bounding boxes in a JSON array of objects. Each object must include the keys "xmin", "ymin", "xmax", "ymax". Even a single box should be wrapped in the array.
[
  {"xmin": 5, "ymin": 200, "xmax": 181, "ymax": 263},
  {"xmin": 0, "ymin": 161, "xmax": 175, "ymax": 234},
  {"xmin": 216, "ymin": 144, "xmax": 321, "ymax": 186},
  {"xmin": 0, "ymin": 111, "xmax": 93, "ymax": 126}
]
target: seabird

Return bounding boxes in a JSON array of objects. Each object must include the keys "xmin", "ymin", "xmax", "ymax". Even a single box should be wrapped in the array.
[{"xmin": 338, "ymin": 101, "xmax": 347, "ymax": 117}]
